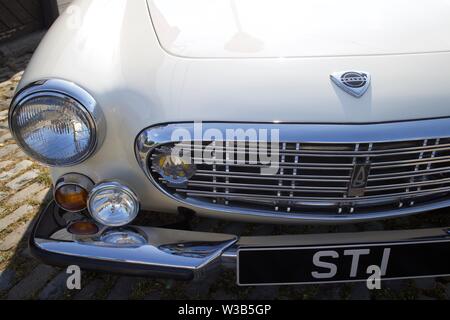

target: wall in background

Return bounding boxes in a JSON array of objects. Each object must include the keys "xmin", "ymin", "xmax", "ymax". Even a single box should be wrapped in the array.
[
  {"xmin": 0, "ymin": 0, "xmax": 70, "ymax": 44},
  {"xmin": 0, "ymin": 0, "xmax": 45, "ymax": 43}
]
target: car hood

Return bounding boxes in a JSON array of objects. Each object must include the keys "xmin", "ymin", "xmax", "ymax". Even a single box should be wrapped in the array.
[
  {"xmin": 24, "ymin": 0, "xmax": 450, "ymax": 128},
  {"xmin": 147, "ymin": 0, "xmax": 450, "ymax": 58}
]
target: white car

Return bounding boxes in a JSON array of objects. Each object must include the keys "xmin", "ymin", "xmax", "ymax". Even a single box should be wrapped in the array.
[{"xmin": 8, "ymin": 0, "xmax": 450, "ymax": 285}]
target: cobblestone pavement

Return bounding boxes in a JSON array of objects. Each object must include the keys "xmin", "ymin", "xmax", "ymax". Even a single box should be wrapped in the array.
[{"xmin": 1, "ymin": 34, "xmax": 450, "ymax": 300}]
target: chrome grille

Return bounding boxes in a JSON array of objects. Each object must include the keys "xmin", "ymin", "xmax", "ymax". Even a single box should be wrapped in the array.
[{"xmin": 149, "ymin": 138, "xmax": 450, "ymax": 215}]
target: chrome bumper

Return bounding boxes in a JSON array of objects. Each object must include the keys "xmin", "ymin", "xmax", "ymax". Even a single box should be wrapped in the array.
[{"xmin": 30, "ymin": 202, "xmax": 450, "ymax": 280}]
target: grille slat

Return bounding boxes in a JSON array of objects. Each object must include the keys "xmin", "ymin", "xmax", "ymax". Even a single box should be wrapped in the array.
[
  {"xmin": 369, "ymin": 166, "xmax": 450, "ymax": 180},
  {"xmin": 186, "ymin": 181, "xmax": 348, "ymax": 192},
  {"xmin": 178, "ymin": 186, "xmax": 450, "ymax": 203},
  {"xmin": 150, "ymin": 138, "xmax": 450, "ymax": 216},
  {"xmin": 365, "ymin": 177, "xmax": 450, "ymax": 191},
  {"xmin": 195, "ymin": 171, "xmax": 351, "ymax": 182},
  {"xmin": 188, "ymin": 154, "xmax": 450, "ymax": 169},
  {"xmin": 177, "ymin": 143, "xmax": 450, "ymax": 156}
]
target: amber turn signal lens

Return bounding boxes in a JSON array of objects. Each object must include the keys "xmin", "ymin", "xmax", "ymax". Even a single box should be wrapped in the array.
[
  {"xmin": 55, "ymin": 184, "xmax": 88, "ymax": 212},
  {"xmin": 67, "ymin": 221, "xmax": 99, "ymax": 235}
]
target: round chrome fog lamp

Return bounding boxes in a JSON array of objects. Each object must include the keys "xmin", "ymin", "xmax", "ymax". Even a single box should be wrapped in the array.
[
  {"xmin": 101, "ymin": 229, "xmax": 146, "ymax": 247},
  {"xmin": 87, "ymin": 181, "xmax": 139, "ymax": 227}
]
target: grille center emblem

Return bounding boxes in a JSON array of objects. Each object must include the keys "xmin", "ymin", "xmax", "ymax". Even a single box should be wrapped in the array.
[
  {"xmin": 348, "ymin": 163, "xmax": 371, "ymax": 197},
  {"xmin": 330, "ymin": 71, "xmax": 371, "ymax": 98}
]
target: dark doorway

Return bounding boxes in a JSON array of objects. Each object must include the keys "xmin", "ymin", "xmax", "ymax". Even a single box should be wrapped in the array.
[{"xmin": 0, "ymin": 0, "xmax": 58, "ymax": 44}]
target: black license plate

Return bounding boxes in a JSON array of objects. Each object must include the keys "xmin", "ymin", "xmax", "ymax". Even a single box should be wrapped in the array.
[{"xmin": 237, "ymin": 239, "xmax": 450, "ymax": 286}]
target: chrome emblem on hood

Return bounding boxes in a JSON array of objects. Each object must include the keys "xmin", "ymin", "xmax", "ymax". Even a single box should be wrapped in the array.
[{"xmin": 330, "ymin": 71, "xmax": 371, "ymax": 98}]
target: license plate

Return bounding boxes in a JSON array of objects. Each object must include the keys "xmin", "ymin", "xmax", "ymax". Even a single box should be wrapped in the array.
[{"xmin": 237, "ymin": 239, "xmax": 450, "ymax": 286}]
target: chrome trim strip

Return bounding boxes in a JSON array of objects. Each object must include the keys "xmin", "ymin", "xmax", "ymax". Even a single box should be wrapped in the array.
[
  {"xmin": 137, "ymin": 120, "xmax": 450, "ymax": 145},
  {"xmin": 9, "ymin": 79, "xmax": 106, "ymax": 167},
  {"xmin": 135, "ymin": 120, "xmax": 450, "ymax": 223},
  {"xmin": 179, "ymin": 142, "xmax": 450, "ymax": 157},
  {"xmin": 179, "ymin": 187, "xmax": 450, "ymax": 202}
]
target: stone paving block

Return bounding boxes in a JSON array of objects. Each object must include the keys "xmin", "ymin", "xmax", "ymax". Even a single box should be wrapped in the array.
[
  {"xmin": 0, "ymin": 132, "xmax": 11, "ymax": 144},
  {"xmin": 382, "ymin": 279, "xmax": 410, "ymax": 292},
  {"xmin": 7, "ymin": 264, "xmax": 56, "ymax": 300},
  {"xmin": 73, "ymin": 279, "xmax": 104, "ymax": 300},
  {"xmin": 349, "ymin": 282, "xmax": 371, "ymax": 300},
  {"xmin": 0, "ymin": 101, "xmax": 9, "ymax": 111},
  {"xmin": 0, "ymin": 31, "xmax": 44, "ymax": 58},
  {"xmin": 0, "ymin": 160, "xmax": 12, "ymax": 170},
  {"xmin": 414, "ymin": 277, "xmax": 436, "ymax": 290},
  {"xmin": 211, "ymin": 289, "xmax": 235, "ymax": 300},
  {"xmin": 185, "ymin": 270, "xmax": 221, "ymax": 298},
  {"xmin": 0, "ymin": 219, "xmax": 33, "ymax": 251},
  {"xmin": 38, "ymin": 271, "xmax": 68, "ymax": 300},
  {"xmin": 0, "ymin": 120, "xmax": 8, "ymax": 130},
  {"xmin": 6, "ymin": 169, "xmax": 40, "ymax": 190},
  {"xmin": 0, "ymin": 192, "xmax": 7, "ymax": 202},
  {"xmin": 0, "ymin": 160, "xmax": 33, "ymax": 181},
  {"xmin": 0, "ymin": 144, "xmax": 18, "ymax": 158},
  {"xmin": 248, "ymin": 286, "xmax": 280, "ymax": 300},
  {"xmin": 313, "ymin": 284, "xmax": 342, "ymax": 300},
  {"xmin": 0, "ymin": 268, "xmax": 16, "ymax": 292},
  {"xmin": 417, "ymin": 294, "xmax": 436, "ymax": 300},
  {"xmin": 0, "ymin": 204, "xmax": 34, "ymax": 232},
  {"xmin": 107, "ymin": 277, "xmax": 142, "ymax": 300},
  {"xmin": 34, "ymin": 187, "xmax": 51, "ymax": 203},
  {"xmin": 6, "ymin": 182, "xmax": 46, "ymax": 205},
  {"xmin": 143, "ymin": 291, "xmax": 162, "ymax": 300},
  {"xmin": 13, "ymin": 149, "xmax": 27, "ymax": 158}
]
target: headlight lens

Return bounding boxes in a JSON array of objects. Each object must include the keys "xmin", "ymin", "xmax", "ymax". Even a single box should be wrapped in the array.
[
  {"xmin": 88, "ymin": 181, "xmax": 140, "ymax": 227},
  {"xmin": 10, "ymin": 93, "xmax": 96, "ymax": 166}
]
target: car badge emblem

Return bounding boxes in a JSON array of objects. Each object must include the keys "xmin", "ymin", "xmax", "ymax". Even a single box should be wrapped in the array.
[
  {"xmin": 348, "ymin": 163, "xmax": 371, "ymax": 197},
  {"xmin": 330, "ymin": 71, "xmax": 371, "ymax": 98}
]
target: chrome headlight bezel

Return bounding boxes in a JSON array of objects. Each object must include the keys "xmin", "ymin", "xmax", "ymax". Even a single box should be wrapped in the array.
[{"xmin": 8, "ymin": 79, "xmax": 106, "ymax": 167}]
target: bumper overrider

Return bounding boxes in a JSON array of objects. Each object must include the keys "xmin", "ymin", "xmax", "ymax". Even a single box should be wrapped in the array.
[{"xmin": 30, "ymin": 201, "xmax": 450, "ymax": 283}]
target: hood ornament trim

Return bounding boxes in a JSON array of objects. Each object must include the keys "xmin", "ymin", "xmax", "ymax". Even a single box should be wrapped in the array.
[{"xmin": 330, "ymin": 71, "xmax": 371, "ymax": 98}]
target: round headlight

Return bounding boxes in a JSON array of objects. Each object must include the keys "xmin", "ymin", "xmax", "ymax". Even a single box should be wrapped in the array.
[
  {"xmin": 88, "ymin": 181, "xmax": 139, "ymax": 227},
  {"xmin": 9, "ymin": 80, "xmax": 104, "ymax": 166}
]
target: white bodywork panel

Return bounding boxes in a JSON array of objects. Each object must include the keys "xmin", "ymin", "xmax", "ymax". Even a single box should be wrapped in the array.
[
  {"xmin": 18, "ymin": 0, "xmax": 450, "ymax": 218},
  {"xmin": 148, "ymin": 0, "xmax": 450, "ymax": 58}
]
